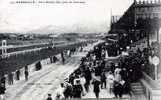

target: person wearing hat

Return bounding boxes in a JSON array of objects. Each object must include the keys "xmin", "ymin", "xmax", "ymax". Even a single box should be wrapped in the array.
[
  {"xmin": 63, "ymin": 81, "xmax": 73, "ymax": 98},
  {"xmin": 73, "ymin": 80, "xmax": 83, "ymax": 98}
]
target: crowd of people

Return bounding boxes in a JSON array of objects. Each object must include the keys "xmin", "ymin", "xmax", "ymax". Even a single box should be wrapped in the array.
[
  {"xmin": 0, "ymin": 40, "xmax": 146, "ymax": 100},
  {"xmin": 0, "ymin": 65, "xmax": 30, "ymax": 86},
  {"xmin": 53, "ymin": 41, "xmax": 146, "ymax": 100},
  {"xmin": 0, "ymin": 44, "xmax": 86, "ymax": 100},
  {"xmin": 0, "ymin": 41, "xmax": 93, "ymax": 100}
]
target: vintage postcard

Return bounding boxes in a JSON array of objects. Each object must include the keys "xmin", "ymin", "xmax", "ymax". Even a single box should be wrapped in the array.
[{"xmin": 0, "ymin": 0, "xmax": 161, "ymax": 100}]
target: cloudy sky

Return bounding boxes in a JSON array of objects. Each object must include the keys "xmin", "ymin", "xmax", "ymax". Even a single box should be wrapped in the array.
[{"xmin": 0, "ymin": 0, "xmax": 134, "ymax": 34}]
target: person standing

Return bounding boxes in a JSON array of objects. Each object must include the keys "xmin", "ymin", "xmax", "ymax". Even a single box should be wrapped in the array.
[
  {"xmin": 107, "ymin": 71, "xmax": 114, "ymax": 94},
  {"xmin": 84, "ymin": 67, "xmax": 92, "ymax": 92},
  {"xmin": 80, "ymin": 75, "xmax": 86, "ymax": 96},
  {"xmin": 101, "ymin": 71, "xmax": 106, "ymax": 89},
  {"xmin": 73, "ymin": 80, "xmax": 83, "ymax": 98},
  {"xmin": 113, "ymin": 80, "xmax": 123, "ymax": 98},
  {"xmin": 53, "ymin": 56, "xmax": 58, "ymax": 63},
  {"xmin": 0, "ymin": 83, "xmax": 6, "ymax": 100},
  {"xmin": 16, "ymin": 70, "xmax": 20, "ymax": 80},
  {"xmin": 92, "ymin": 79, "xmax": 101, "ymax": 98},
  {"xmin": 120, "ymin": 68, "xmax": 128, "ymax": 81},
  {"xmin": 61, "ymin": 52, "xmax": 65, "ymax": 64},
  {"xmin": 8, "ymin": 72, "xmax": 14, "ymax": 85},
  {"xmin": 122, "ymin": 80, "xmax": 132, "ymax": 97},
  {"xmin": 24, "ymin": 70, "xmax": 29, "ymax": 81},
  {"xmin": 63, "ymin": 82, "xmax": 73, "ymax": 98}
]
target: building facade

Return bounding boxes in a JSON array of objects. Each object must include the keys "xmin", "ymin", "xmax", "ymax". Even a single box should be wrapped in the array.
[{"xmin": 108, "ymin": 0, "xmax": 161, "ymax": 100}]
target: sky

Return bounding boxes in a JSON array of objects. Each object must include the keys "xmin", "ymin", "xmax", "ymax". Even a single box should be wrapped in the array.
[{"xmin": 0, "ymin": 0, "xmax": 134, "ymax": 34}]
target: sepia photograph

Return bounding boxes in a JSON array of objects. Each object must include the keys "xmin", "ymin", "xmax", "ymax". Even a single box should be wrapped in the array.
[{"xmin": 0, "ymin": 0, "xmax": 161, "ymax": 100}]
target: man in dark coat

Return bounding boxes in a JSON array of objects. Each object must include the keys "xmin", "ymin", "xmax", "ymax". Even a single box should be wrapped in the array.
[
  {"xmin": 92, "ymin": 79, "xmax": 101, "ymax": 98},
  {"xmin": 120, "ymin": 68, "xmax": 128, "ymax": 81},
  {"xmin": 64, "ymin": 83, "xmax": 73, "ymax": 98},
  {"xmin": 50, "ymin": 56, "xmax": 58, "ymax": 63},
  {"xmin": 16, "ymin": 70, "xmax": 20, "ymax": 80},
  {"xmin": 84, "ymin": 67, "xmax": 92, "ymax": 92},
  {"xmin": 24, "ymin": 70, "xmax": 29, "ymax": 81},
  {"xmin": 113, "ymin": 80, "xmax": 123, "ymax": 98},
  {"xmin": 122, "ymin": 81, "xmax": 132, "ymax": 97},
  {"xmin": 35, "ymin": 62, "xmax": 42, "ymax": 71},
  {"xmin": 95, "ymin": 66, "xmax": 102, "ymax": 76},
  {"xmin": 53, "ymin": 56, "xmax": 58, "ymax": 63},
  {"xmin": 61, "ymin": 52, "xmax": 65, "ymax": 64},
  {"xmin": 101, "ymin": 71, "xmax": 106, "ymax": 89},
  {"xmin": 73, "ymin": 80, "xmax": 83, "ymax": 98}
]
